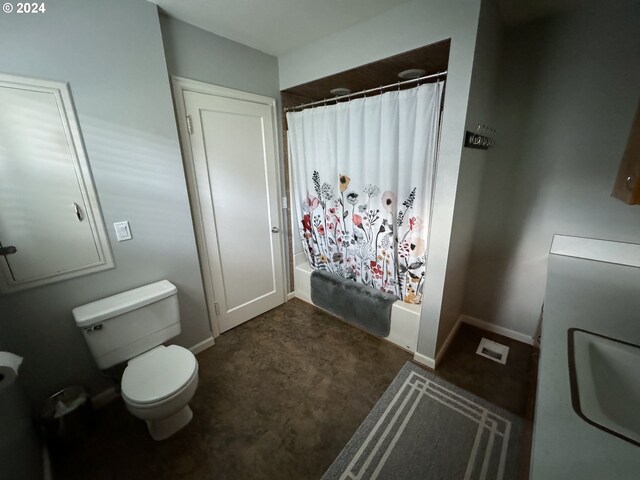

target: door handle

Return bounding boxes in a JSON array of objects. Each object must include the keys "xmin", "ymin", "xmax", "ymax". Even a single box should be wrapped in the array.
[
  {"xmin": 73, "ymin": 202, "xmax": 83, "ymax": 221},
  {"xmin": 0, "ymin": 245, "xmax": 17, "ymax": 256},
  {"xmin": 271, "ymin": 227, "xmax": 280, "ymax": 233}
]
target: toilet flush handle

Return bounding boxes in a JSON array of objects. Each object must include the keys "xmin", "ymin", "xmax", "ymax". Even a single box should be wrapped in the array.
[{"xmin": 83, "ymin": 324, "xmax": 103, "ymax": 333}]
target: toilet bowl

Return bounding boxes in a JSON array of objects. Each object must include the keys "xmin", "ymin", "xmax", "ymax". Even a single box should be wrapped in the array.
[
  {"xmin": 72, "ymin": 280, "xmax": 200, "ymax": 441},
  {"xmin": 121, "ymin": 345, "xmax": 199, "ymax": 441}
]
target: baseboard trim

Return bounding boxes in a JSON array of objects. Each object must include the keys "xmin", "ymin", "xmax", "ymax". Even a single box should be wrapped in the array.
[
  {"xmin": 189, "ymin": 336, "xmax": 215, "ymax": 354},
  {"xmin": 92, "ymin": 386, "xmax": 119, "ymax": 409},
  {"xmin": 294, "ymin": 290, "xmax": 312, "ymax": 304},
  {"xmin": 286, "ymin": 291, "xmax": 296, "ymax": 300},
  {"xmin": 460, "ymin": 315, "xmax": 534, "ymax": 345},
  {"xmin": 412, "ymin": 352, "xmax": 435, "ymax": 369},
  {"xmin": 434, "ymin": 318, "xmax": 462, "ymax": 368}
]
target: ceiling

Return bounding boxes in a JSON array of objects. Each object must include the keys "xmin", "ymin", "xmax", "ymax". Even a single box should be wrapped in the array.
[
  {"xmin": 149, "ymin": 0, "xmax": 412, "ymax": 56},
  {"xmin": 150, "ymin": 0, "xmax": 586, "ymax": 57}
]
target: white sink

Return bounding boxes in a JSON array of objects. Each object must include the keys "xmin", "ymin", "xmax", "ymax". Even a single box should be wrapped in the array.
[{"xmin": 569, "ymin": 329, "xmax": 640, "ymax": 446}]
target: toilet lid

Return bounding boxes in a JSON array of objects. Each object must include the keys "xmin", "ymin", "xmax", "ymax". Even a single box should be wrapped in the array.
[{"xmin": 121, "ymin": 345, "xmax": 197, "ymax": 405}]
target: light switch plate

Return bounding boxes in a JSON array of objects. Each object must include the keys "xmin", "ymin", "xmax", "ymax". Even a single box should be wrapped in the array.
[{"xmin": 113, "ymin": 221, "xmax": 132, "ymax": 242}]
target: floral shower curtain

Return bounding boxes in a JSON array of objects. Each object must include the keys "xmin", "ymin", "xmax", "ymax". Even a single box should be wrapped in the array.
[{"xmin": 287, "ymin": 82, "xmax": 443, "ymax": 304}]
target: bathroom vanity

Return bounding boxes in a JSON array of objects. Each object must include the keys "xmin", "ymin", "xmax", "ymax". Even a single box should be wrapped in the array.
[{"xmin": 530, "ymin": 235, "xmax": 640, "ymax": 479}]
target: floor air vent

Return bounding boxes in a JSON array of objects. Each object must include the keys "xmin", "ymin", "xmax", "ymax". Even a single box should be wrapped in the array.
[{"xmin": 476, "ymin": 338, "xmax": 509, "ymax": 364}]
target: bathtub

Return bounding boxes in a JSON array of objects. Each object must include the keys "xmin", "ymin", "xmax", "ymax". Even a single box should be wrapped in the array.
[{"xmin": 293, "ymin": 260, "xmax": 421, "ymax": 352}]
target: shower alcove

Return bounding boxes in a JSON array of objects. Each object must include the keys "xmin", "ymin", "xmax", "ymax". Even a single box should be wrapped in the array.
[{"xmin": 281, "ymin": 40, "xmax": 450, "ymax": 353}]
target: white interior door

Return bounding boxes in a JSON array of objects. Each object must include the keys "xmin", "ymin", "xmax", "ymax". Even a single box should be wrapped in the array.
[{"xmin": 179, "ymin": 83, "xmax": 285, "ymax": 333}]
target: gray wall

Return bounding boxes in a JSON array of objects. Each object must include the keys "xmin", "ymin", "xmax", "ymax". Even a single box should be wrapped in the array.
[
  {"xmin": 436, "ymin": 0, "xmax": 504, "ymax": 352},
  {"xmin": 159, "ymin": 14, "xmax": 280, "ymax": 98},
  {"xmin": 462, "ymin": 0, "xmax": 640, "ymax": 337},
  {"xmin": 0, "ymin": 0, "xmax": 211, "ymax": 404}
]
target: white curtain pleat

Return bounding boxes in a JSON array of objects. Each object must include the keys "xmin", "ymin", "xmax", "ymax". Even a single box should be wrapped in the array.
[{"xmin": 287, "ymin": 82, "xmax": 443, "ymax": 304}]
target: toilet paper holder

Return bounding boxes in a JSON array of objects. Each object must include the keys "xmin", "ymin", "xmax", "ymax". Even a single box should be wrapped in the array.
[{"xmin": 0, "ymin": 351, "xmax": 23, "ymax": 394}]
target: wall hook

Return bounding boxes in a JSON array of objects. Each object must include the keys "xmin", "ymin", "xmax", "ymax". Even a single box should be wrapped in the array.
[{"xmin": 465, "ymin": 123, "xmax": 495, "ymax": 150}]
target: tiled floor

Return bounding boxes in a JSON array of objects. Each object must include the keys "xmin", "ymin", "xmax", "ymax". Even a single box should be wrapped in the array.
[{"xmin": 50, "ymin": 298, "xmax": 537, "ymax": 479}]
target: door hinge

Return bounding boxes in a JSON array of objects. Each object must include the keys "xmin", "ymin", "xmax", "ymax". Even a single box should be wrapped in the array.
[
  {"xmin": 186, "ymin": 115, "xmax": 193, "ymax": 134},
  {"xmin": 214, "ymin": 302, "xmax": 220, "ymax": 316}
]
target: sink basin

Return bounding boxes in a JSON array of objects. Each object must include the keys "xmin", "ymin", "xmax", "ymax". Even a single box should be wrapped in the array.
[{"xmin": 569, "ymin": 328, "xmax": 640, "ymax": 447}]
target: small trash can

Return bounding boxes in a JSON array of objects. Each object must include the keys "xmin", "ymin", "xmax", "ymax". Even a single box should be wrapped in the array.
[{"xmin": 40, "ymin": 386, "xmax": 94, "ymax": 447}]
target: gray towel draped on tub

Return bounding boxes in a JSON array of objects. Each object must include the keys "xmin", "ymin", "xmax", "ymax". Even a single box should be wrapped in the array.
[{"xmin": 310, "ymin": 269, "xmax": 396, "ymax": 337}]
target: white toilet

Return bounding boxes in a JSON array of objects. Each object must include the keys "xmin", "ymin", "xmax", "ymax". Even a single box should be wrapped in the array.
[{"xmin": 72, "ymin": 280, "xmax": 199, "ymax": 441}]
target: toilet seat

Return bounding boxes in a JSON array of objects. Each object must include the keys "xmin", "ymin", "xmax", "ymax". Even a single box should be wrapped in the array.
[{"xmin": 121, "ymin": 345, "xmax": 197, "ymax": 405}]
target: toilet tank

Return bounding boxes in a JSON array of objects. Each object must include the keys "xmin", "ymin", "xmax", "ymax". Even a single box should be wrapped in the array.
[{"xmin": 72, "ymin": 280, "xmax": 180, "ymax": 369}]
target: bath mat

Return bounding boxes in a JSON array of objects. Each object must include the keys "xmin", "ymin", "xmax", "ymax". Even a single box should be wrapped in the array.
[
  {"xmin": 322, "ymin": 362, "xmax": 523, "ymax": 480},
  {"xmin": 310, "ymin": 269, "xmax": 396, "ymax": 337}
]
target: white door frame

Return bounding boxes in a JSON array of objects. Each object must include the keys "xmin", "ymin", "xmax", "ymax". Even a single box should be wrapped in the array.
[{"xmin": 171, "ymin": 76, "xmax": 285, "ymax": 337}]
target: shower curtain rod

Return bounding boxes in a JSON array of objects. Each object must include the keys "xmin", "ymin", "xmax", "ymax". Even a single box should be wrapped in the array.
[{"xmin": 285, "ymin": 70, "xmax": 447, "ymax": 112}]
